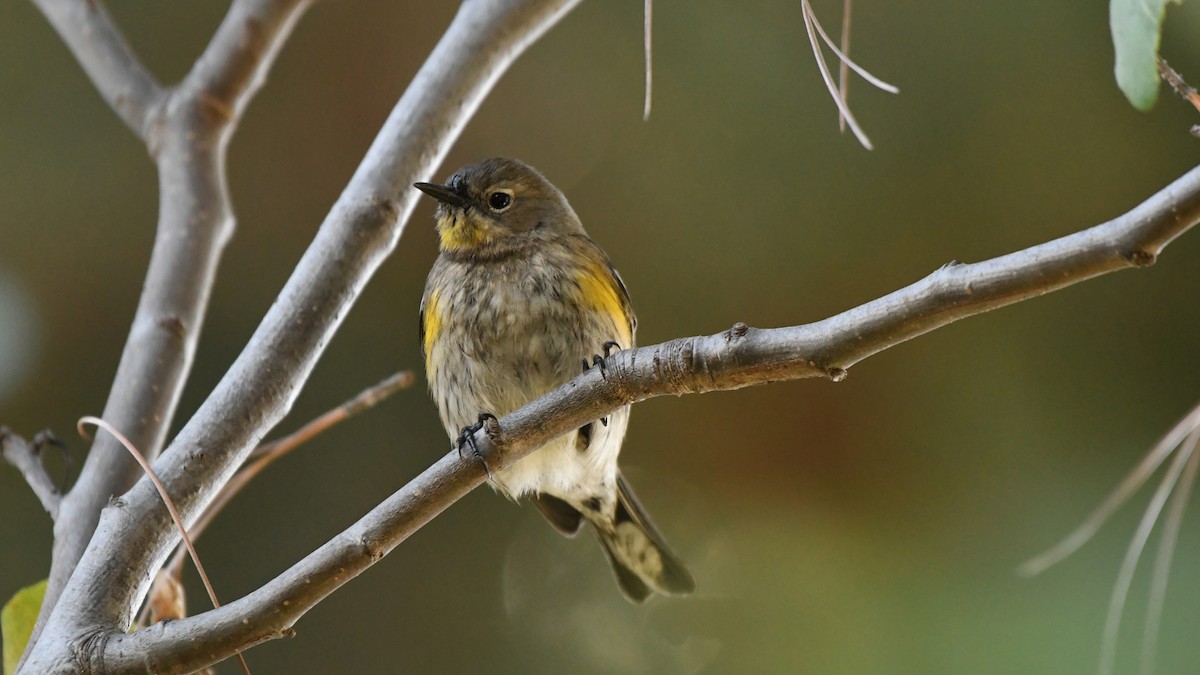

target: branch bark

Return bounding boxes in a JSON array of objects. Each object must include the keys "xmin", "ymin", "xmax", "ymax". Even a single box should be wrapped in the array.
[
  {"xmin": 19, "ymin": 1, "xmax": 582, "ymax": 672},
  {"xmin": 24, "ymin": 0, "xmax": 312, "ymax": 666},
  {"xmin": 97, "ymin": 162, "xmax": 1200, "ymax": 673}
]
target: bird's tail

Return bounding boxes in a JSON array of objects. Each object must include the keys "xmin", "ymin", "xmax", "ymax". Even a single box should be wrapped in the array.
[{"xmin": 586, "ymin": 472, "xmax": 695, "ymax": 603}]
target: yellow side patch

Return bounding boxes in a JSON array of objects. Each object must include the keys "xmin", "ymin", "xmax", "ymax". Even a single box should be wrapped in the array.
[
  {"xmin": 577, "ymin": 262, "xmax": 633, "ymax": 345},
  {"xmin": 422, "ymin": 288, "xmax": 443, "ymax": 357}
]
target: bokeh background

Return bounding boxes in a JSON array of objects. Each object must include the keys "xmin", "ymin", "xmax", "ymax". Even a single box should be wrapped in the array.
[{"xmin": 3, "ymin": 1, "xmax": 1200, "ymax": 673}]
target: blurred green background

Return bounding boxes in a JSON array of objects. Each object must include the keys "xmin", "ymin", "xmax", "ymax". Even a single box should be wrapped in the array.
[{"xmin": 3, "ymin": 1, "xmax": 1200, "ymax": 673}]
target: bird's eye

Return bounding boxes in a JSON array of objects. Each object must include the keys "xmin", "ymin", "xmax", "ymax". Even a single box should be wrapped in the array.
[{"xmin": 487, "ymin": 190, "xmax": 513, "ymax": 212}]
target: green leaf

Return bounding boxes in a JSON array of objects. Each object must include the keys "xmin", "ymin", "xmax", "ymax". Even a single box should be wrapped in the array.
[
  {"xmin": 2, "ymin": 580, "xmax": 46, "ymax": 675},
  {"xmin": 1111, "ymin": 0, "xmax": 1182, "ymax": 110}
]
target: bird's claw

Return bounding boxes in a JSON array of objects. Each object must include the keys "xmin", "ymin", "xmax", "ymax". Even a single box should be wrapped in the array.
[
  {"xmin": 583, "ymin": 341, "xmax": 623, "ymax": 425},
  {"xmin": 456, "ymin": 413, "xmax": 497, "ymax": 481}
]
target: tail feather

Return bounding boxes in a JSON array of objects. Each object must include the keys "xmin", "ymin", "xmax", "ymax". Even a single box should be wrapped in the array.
[
  {"xmin": 599, "ymin": 542, "xmax": 654, "ymax": 602},
  {"xmin": 589, "ymin": 472, "xmax": 695, "ymax": 602},
  {"xmin": 532, "ymin": 492, "xmax": 584, "ymax": 537}
]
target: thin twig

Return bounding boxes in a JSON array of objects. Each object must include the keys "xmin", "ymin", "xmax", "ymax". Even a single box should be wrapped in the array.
[
  {"xmin": 99, "ymin": 162, "xmax": 1200, "ymax": 671},
  {"xmin": 78, "ymin": 417, "xmax": 251, "ymax": 675},
  {"xmin": 1158, "ymin": 58, "xmax": 1200, "ymax": 113},
  {"xmin": 1, "ymin": 428, "xmax": 62, "ymax": 520},
  {"xmin": 1157, "ymin": 57, "xmax": 1200, "ymax": 138},
  {"xmin": 247, "ymin": 371, "xmax": 414, "ymax": 463}
]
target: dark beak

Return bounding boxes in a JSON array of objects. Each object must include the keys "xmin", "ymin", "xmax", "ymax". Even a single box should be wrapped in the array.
[{"xmin": 414, "ymin": 182, "xmax": 470, "ymax": 209}]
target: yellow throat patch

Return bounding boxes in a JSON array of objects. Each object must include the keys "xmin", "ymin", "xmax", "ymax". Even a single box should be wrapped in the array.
[{"xmin": 437, "ymin": 212, "xmax": 494, "ymax": 251}]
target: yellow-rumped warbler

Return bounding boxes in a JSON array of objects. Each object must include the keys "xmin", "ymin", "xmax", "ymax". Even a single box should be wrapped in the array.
[{"xmin": 415, "ymin": 158, "xmax": 694, "ymax": 602}]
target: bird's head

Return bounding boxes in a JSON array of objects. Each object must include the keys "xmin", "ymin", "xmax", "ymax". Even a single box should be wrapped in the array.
[{"xmin": 414, "ymin": 158, "xmax": 583, "ymax": 259}]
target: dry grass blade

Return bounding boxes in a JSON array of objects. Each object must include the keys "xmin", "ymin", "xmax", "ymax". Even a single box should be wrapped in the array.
[
  {"xmin": 1099, "ymin": 436, "xmax": 1196, "ymax": 675},
  {"xmin": 1139, "ymin": 426, "xmax": 1200, "ymax": 675},
  {"xmin": 837, "ymin": 0, "xmax": 851, "ymax": 132},
  {"xmin": 801, "ymin": 0, "xmax": 873, "ymax": 149},
  {"xmin": 78, "ymin": 416, "xmax": 251, "ymax": 675},
  {"xmin": 643, "ymin": 0, "xmax": 652, "ymax": 120},
  {"xmin": 1019, "ymin": 401, "xmax": 1200, "ymax": 577},
  {"xmin": 808, "ymin": 0, "xmax": 898, "ymax": 94}
]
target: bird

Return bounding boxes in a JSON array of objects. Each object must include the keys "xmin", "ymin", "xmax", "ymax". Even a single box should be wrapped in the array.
[{"xmin": 415, "ymin": 157, "xmax": 694, "ymax": 602}]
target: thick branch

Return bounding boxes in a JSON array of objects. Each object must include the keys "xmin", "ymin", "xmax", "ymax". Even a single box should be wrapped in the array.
[
  {"xmin": 102, "ymin": 163, "xmax": 1200, "ymax": 670},
  {"xmin": 27, "ymin": 0, "xmax": 312, "ymax": 666},
  {"xmin": 30, "ymin": 0, "xmax": 164, "ymax": 139},
  {"xmin": 20, "ymin": 1, "xmax": 581, "ymax": 672},
  {"xmin": 1, "ymin": 429, "xmax": 62, "ymax": 520}
]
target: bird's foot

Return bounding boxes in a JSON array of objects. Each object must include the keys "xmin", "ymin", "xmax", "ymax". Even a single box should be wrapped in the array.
[
  {"xmin": 455, "ymin": 412, "xmax": 498, "ymax": 480},
  {"xmin": 580, "ymin": 341, "xmax": 623, "ymax": 426}
]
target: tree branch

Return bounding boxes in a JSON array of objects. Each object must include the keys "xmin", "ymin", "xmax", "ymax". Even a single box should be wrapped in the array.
[
  {"xmin": 1, "ymin": 428, "xmax": 62, "ymax": 520},
  {"xmin": 30, "ymin": 0, "xmax": 164, "ymax": 140},
  {"xmin": 99, "ymin": 162, "xmax": 1200, "ymax": 672},
  {"xmin": 20, "ymin": 1, "xmax": 582, "ymax": 672},
  {"xmin": 25, "ymin": 0, "xmax": 313, "ymax": 666}
]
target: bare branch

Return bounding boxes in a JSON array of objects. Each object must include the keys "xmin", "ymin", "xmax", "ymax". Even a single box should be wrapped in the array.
[
  {"xmin": 27, "ymin": 0, "xmax": 313, "ymax": 665},
  {"xmin": 1, "ymin": 428, "xmax": 62, "ymax": 520},
  {"xmin": 30, "ymin": 0, "xmax": 164, "ymax": 140},
  {"xmin": 21, "ymin": 1, "xmax": 582, "ymax": 672},
  {"xmin": 101, "ymin": 164, "xmax": 1200, "ymax": 672}
]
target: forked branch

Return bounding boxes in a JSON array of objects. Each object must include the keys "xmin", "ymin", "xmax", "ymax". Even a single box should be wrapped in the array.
[
  {"xmin": 24, "ymin": 0, "xmax": 314, "ymax": 666},
  {"xmin": 20, "ymin": 1, "xmax": 584, "ymax": 672}
]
